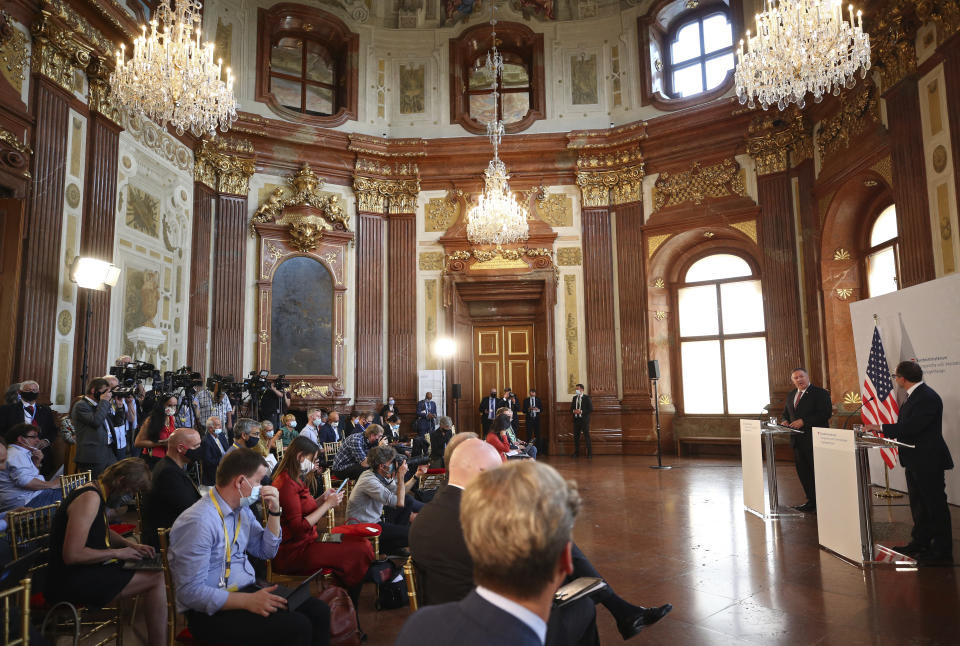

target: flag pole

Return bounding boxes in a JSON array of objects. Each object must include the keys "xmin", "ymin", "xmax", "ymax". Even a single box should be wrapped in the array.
[{"xmin": 874, "ymin": 462, "xmax": 903, "ymax": 498}]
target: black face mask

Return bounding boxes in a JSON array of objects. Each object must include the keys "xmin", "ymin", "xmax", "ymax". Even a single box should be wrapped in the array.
[
  {"xmin": 20, "ymin": 391, "xmax": 38, "ymax": 402},
  {"xmin": 245, "ymin": 436, "xmax": 261, "ymax": 448},
  {"xmin": 185, "ymin": 447, "xmax": 203, "ymax": 463}
]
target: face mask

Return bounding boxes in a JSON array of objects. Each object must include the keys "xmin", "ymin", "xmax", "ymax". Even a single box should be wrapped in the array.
[
  {"xmin": 265, "ymin": 430, "xmax": 274, "ymax": 438},
  {"xmin": 388, "ymin": 399, "xmax": 395, "ymax": 405},
  {"xmin": 384, "ymin": 463, "xmax": 396, "ymax": 477},
  {"xmin": 300, "ymin": 458, "xmax": 314, "ymax": 475},
  {"xmin": 185, "ymin": 446, "xmax": 203, "ymax": 463},
  {"xmin": 576, "ymin": 390, "xmax": 583, "ymax": 396},
  {"xmin": 390, "ymin": 425, "xmax": 399, "ymax": 433},
  {"xmin": 165, "ymin": 407, "xmax": 176, "ymax": 416},
  {"xmin": 490, "ymin": 392, "xmax": 496, "ymax": 397},
  {"xmin": 246, "ymin": 436, "xmax": 261, "ymax": 448},
  {"xmin": 213, "ymin": 426, "xmax": 223, "ymax": 435},
  {"xmin": 289, "ymin": 421, "xmax": 297, "ymax": 428},
  {"xmin": 20, "ymin": 391, "xmax": 38, "ymax": 402},
  {"xmin": 239, "ymin": 479, "xmax": 261, "ymax": 508}
]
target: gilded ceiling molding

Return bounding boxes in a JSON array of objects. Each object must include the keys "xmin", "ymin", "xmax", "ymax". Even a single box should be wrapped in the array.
[
  {"xmin": 86, "ymin": 57, "xmax": 122, "ymax": 126},
  {"xmin": 568, "ymin": 125, "xmax": 646, "ymax": 208},
  {"xmin": 30, "ymin": 13, "xmax": 91, "ymax": 92},
  {"xmin": 47, "ymin": 0, "xmax": 112, "ymax": 56},
  {"xmin": 194, "ymin": 138, "xmax": 256, "ymax": 196},
  {"xmin": 653, "ymin": 159, "xmax": 746, "ymax": 210},
  {"xmin": 576, "ymin": 164, "xmax": 645, "ymax": 208},
  {"xmin": 816, "ymin": 80, "xmax": 880, "ymax": 160},
  {"xmin": 250, "ymin": 164, "xmax": 349, "ymax": 249},
  {"xmin": 352, "ymin": 176, "xmax": 421, "ymax": 214},
  {"xmin": 0, "ymin": 17, "xmax": 28, "ymax": 93},
  {"xmin": 0, "ymin": 126, "xmax": 32, "ymax": 179},
  {"xmin": 352, "ymin": 142, "xmax": 422, "ymax": 214},
  {"xmin": 746, "ymin": 107, "xmax": 812, "ymax": 176}
]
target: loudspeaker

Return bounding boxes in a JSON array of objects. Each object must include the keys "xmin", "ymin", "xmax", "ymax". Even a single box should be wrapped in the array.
[
  {"xmin": 647, "ymin": 360, "xmax": 660, "ymax": 380},
  {"xmin": 452, "ymin": 383, "xmax": 462, "ymax": 399}
]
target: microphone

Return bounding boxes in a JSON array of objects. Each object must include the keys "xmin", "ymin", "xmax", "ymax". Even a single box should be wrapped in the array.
[{"xmin": 843, "ymin": 396, "xmax": 873, "ymax": 429}]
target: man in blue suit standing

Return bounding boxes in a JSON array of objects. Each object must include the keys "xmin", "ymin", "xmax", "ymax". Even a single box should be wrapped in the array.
[
  {"xmin": 396, "ymin": 460, "xmax": 580, "ymax": 646},
  {"xmin": 415, "ymin": 392, "xmax": 438, "ymax": 437},
  {"xmin": 865, "ymin": 361, "xmax": 954, "ymax": 564}
]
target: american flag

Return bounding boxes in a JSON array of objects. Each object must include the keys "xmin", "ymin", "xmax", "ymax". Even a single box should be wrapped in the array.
[{"xmin": 861, "ymin": 326, "xmax": 899, "ymax": 469}]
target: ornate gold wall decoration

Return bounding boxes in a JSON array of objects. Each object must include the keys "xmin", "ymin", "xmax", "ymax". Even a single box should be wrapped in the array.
[
  {"xmin": 833, "ymin": 248, "xmax": 851, "ymax": 261},
  {"xmin": 816, "ymin": 80, "xmax": 880, "ymax": 160},
  {"xmin": 56, "ymin": 309, "xmax": 72, "ymax": 335},
  {"xmin": 729, "ymin": 220, "xmax": 757, "ymax": 243},
  {"xmin": 653, "ymin": 277, "xmax": 665, "ymax": 288},
  {"xmin": 292, "ymin": 381, "xmax": 330, "ymax": 398},
  {"xmin": 647, "ymin": 233, "xmax": 670, "ymax": 258},
  {"xmin": 258, "ymin": 330, "xmax": 269, "ymax": 344},
  {"xmin": 122, "ymin": 112, "xmax": 192, "ymax": 172},
  {"xmin": 871, "ymin": 156, "xmax": 893, "ymax": 187},
  {"xmin": 250, "ymin": 164, "xmax": 348, "ymax": 236},
  {"xmin": 353, "ymin": 176, "xmax": 420, "ymax": 214},
  {"xmin": 842, "ymin": 391, "xmax": 862, "ymax": 405},
  {"xmin": 0, "ymin": 20, "xmax": 27, "ymax": 92},
  {"xmin": 835, "ymin": 287, "xmax": 853, "ymax": 300},
  {"xmin": 653, "ymin": 159, "xmax": 746, "ymax": 211},
  {"xmin": 419, "ymin": 251, "xmax": 444, "ymax": 271},
  {"xmin": 933, "ymin": 145, "xmax": 948, "ymax": 173},
  {"xmin": 576, "ymin": 164, "xmax": 645, "ymax": 207},
  {"xmin": 0, "ymin": 125, "xmax": 32, "ymax": 180},
  {"xmin": 556, "ymin": 247, "xmax": 582, "ymax": 266},
  {"xmin": 746, "ymin": 107, "xmax": 812, "ymax": 175},
  {"xmin": 194, "ymin": 138, "xmax": 255, "ymax": 196},
  {"xmin": 702, "ymin": 231, "xmax": 715, "ymax": 238},
  {"xmin": 65, "ymin": 183, "xmax": 80, "ymax": 209},
  {"xmin": 563, "ymin": 275, "xmax": 579, "ymax": 395},
  {"xmin": 86, "ymin": 57, "xmax": 122, "ymax": 125},
  {"xmin": 30, "ymin": 16, "xmax": 91, "ymax": 92},
  {"xmin": 658, "ymin": 393, "xmax": 672, "ymax": 405},
  {"xmin": 424, "ymin": 279, "xmax": 438, "ymax": 370},
  {"xmin": 535, "ymin": 193, "xmax": 574, "ymax": 227},
  {"xmin": 335, "ymin": 333, "xmax": 344, "ymax": 347},
  {"xmin": 425, "ymin": 193, "xmax": 460, "ymax": 231},
  {"xmin": 286, "ymin": 218, "xmax": 327, "ymax": 252},
  {"xmin": 654, "ymin": 310, "xmax": 667, "ymax": 320}
]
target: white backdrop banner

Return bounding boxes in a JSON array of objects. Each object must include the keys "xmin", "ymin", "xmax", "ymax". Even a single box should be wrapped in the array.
[{"xmin": 850, "ymin": 273, "xmax": 960, "ymax": 504}]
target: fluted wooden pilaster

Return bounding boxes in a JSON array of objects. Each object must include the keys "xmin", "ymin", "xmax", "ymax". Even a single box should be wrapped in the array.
[
  {"xmin": 188, "ymin": 183, "xmax": 215, "ymax": 373},
  {"xmin": 581, "ymin": 207, "xmax": 619, "ymax": 404},
  {"xmin": 387, "ymin": 212, "xmax": 417, "ymax": 417},
  {"xmin": 209, "ymin": 195, "xmax": 247, "ymax": 379},
  {"xmin": 355, "ymin": 212, "xmax": 385, "ymax": 410}
]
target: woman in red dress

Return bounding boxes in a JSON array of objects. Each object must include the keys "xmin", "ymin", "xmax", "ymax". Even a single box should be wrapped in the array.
[
  {"xmin": 485, "ymin": 413, "xmax": 512, "ymax": 462},
  {"xmin": 272, "ymin": 435, "xmax": 375, "ymax": 598},
  {"xmin": 135, "ymin": 393, "xmax": 177, "ymax": 467}
]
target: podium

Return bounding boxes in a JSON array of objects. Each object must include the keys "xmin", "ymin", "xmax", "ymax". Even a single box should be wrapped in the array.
[
  {"xmin": 812, "ymin": 427, "xmax": 914, "ymax": 565},
  {"xmin": 740, "ymin": 419, "xmax": 803, "ymax": 519}
]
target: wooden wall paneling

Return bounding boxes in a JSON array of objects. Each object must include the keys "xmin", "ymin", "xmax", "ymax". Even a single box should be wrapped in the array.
[
  {"xmin": 209, "ymin": 194, "xmax": 247, "ymax": 379},
  {"xmin": 188, "ymin": 182, "xmax": 215, "ymax": 373},
  {"xmin": 884, "ymin": 78, "xmax": 936, "ymax": 287},
  {"xmin": 72, "ymin": 114, "xmax": 121, "ymax": 393},
  {"xmin": 354, "ymin": 212, "xmax": 384, "ymax": 411},
  {"xmin": 757, "ymin": 172, "xmax": 804, "ymax": 406},
  {"xmin": 943, "ymin": 35, "xmax": 960, "ymax": 238},
  {"xmin": 387, "ymin": 212, "xmax": 417, "ymax": 420},
  {"xmin": 794, "ymin": 160, "xmax": 826, "ymax": 385},
  {"xmin": 15, "ymin": 79, "xmax": 69, "ymax": 395},
  {"xmin": 0, "ymin": 199, "xmax": 24, "ymax": 386}
]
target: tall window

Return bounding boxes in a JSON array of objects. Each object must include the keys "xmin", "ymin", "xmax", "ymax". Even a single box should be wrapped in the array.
[
  {"xmin": 865, "ymin": 204, "xmax": 900, "ymax": 297},
  {"xmin": 269, "ymin": 38, "xmax": 337, "ymax": 116},
  {"xmin": 467, "ymin": 54, "xmax": 531, "ymax": 126},
  {"xmin": 666, "ymin": 10, "xmax": 734, "ymax": 98},
  {"xmin": 677, "ymin": 253, "xmax": 769, "ymax": 414}
]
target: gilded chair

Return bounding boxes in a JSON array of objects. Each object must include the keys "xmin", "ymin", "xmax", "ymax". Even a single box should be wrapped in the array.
[
  {"xmin": 7, "ymin": 503, "xmax": 59, "ymax": 561},
  {"xmin": 402, "ymin": 557, "xmax": 421, "ymax": 611},
  {"xmin": 59, "ymin": 470, "xmax": 92, "ymax": 499},
  {"xmin": 0, "ymin": 577, "xmax": 31, "ymax": 645}
]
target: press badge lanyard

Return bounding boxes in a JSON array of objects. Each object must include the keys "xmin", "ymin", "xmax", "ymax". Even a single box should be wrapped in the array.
[{"xmin": 209, "ymin": 490, "xmax": 241, "ymax": 590}]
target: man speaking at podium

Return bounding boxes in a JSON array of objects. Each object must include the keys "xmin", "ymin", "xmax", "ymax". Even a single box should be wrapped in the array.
[
  {"xmin": 782, "ymin": 368, "xmax": 833, "ymax": 513},
  {"xmin": 865, "ymin": 361, "xmax": 953, "ymax": 565}
]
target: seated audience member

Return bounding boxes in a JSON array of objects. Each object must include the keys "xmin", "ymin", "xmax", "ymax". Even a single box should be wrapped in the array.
[
  {"xmin": 229, "ymin": 418, "xmax": 263, "ymax": 453},
  {"xmin": 378, "ymin": 397, "xmax": 399, "ymax": 426},
  {"xmin": 364, "ymin": 412, "xmax": 376, "ymax": 428},
  {"xmin": 429, "ymin": 417, "xmax": 456, "ymax": 467},
  {"xmin": 300, "ymin": 409, "xmax": 323, "ymax": 445},
  {"xmin": 345, "ymin": 444, "xmax": 425, "ymax": 555},
  {"xmin": 348, "ymin": 411, "xmax": 364, "ymax": 436},
  {"xmin": 135, "ymin": 393, "xmax": 178, "ymax": 467},
  {"xmin": 398, "ymin": 459, "xmax": 584, "ymax": 646},
  {"xmin": 331, "ymin": 424, "xmax": 384, "ymax": 481},
  {"xmin": 0, "ymin": 380, "xmax": 60, "ymax": 476},
  {"xmin": 142, "ymin": 428, "xmax": 203, "ymax": 548},
  {"xmin": 200, "ymin": 416, "xmax": 230, "ymax": 486},
  {"xmin": 257, "ymin": 420, "xmax": 279, "ymax": 458},
  {"xmin": 409, "ymin": 439, "xmax": 672, "ymax": 643},
  {"xmin": 46, "ymin": 458, "xmax": 167, "ymax": 646},
  {"xmin": 272, "ymin": 436, "xmax": 374, "ymax": 604},
  {"xmin": 319, "ymin": 411, "xmax": 342, "ymax": 444},
  {"xmin": 498, "ymin": 406, "xmax": 538, "ymax": 459},
  {"xmin": 0, "ymin": 423, "xmax": 63, "ymax": 512},
  {"xmin": 0, "ymin": 440, "xmax": 28, "ymax": 568},
  {"xmin": 71, "ymin": 378, "xmax": 118, "ymax": 478},
  {"xmin": 279, "ymin": 413, "xmax": 299, "ymax": 447},
  {"xmin": 384, "ymin": 415, "xmax": 402, "ymax": 444},
  {"xmin": 485, "ymin": 413, "xmax": 513, "ymax": 462},
  {"xmin": 168, "ymin": 449, "xmax": 330, "ymax": 646}
]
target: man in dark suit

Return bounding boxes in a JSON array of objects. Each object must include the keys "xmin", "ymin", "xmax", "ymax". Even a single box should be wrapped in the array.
[
  {"xmin": 865, "ymin": 361, "xmax": 954, "ymax": 564},
  {"xmin": 70, "ymin": 378, "xmax": 118, "ymax": 478},
  {"xmin": 523, "ymin": 389, "xmax": 542, "ymax": 447},
  {"xmin": 570, "ymin": 384, "xmax": 593, "ymax": 458},
  {"xmin": 318, "ymin": 410, "xmax": 342, "ymax": 444},
  {"xmin": 409, "ymin": 439, "xmax": 671, "ymax": 643},
  {"xmin": 478, "ymin": 388, "xmax": 501, "ymax": 434},
  {"xmin": 142, "ymin": 428, "xmax": 202, "ymax": 548},
  {"xmin": 378, "ymin": 397, "xmax": 399, "ymax": 426},
  {"xmin": 0, "ymin": 380, "xmax": 60, "ymax": 477},
  {"xmin": 781, "ymin": 368, "xmax": 833, "ymax": 512},
  {"xmin": 416, "ymin": 392, "xmax": 438, "ymax": 436},
  {"xmin": 428, "ymin": 416, "xmax": 455, "ymax": 468},
  {"xmin": 199, "ymin": 416, "xmax": 230, "ymax": 486}
]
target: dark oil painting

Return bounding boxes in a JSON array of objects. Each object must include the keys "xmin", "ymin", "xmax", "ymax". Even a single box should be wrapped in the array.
[{"xmin": 270, "ymin": 257, "xmax": 333, "ymax": 375}]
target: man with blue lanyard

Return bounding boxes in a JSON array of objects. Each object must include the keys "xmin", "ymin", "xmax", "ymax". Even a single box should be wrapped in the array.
[{"xmin": 168, "ymin": 448, "xmax": 330, "ymax": 645}]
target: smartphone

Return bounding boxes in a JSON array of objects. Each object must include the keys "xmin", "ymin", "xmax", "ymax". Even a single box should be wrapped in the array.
[{"xmin": 336, "ymin": 479, "xmax": 348, "ymax": 494}]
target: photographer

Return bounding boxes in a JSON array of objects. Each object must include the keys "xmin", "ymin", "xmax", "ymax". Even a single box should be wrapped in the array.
[
  {"xmin": 71, "ymin": 379, "xmax": 118, "ymax": 478},
  {"xmin": 259, "ymin": 376, "xmax": 291, "ymax": 430},
  {"xmin": 331, "ymin": 424, "xmax": 384, "ymax": 481},
  {"xmin": 345, "ymin": 444, "xmax": 427, "ymax": 555},
  {"xmin": 196, "ymin": 379, "xmax": 234, "ymax": 437},
  {"xmin": 103, "ymin": 375, "xmax": 136, "ymax": 460}
]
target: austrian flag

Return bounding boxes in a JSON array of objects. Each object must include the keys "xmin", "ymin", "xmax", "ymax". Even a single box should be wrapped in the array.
[{"xmin": 860, "ymin": 326, "xmax": 899, "ymax": 469}]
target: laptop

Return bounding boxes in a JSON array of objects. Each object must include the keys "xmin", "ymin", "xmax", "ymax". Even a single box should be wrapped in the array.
[
  {"xmin": 276, "ymin": 568, "xmax": 325, "ymax": 611},
  {"xmin": 122, "ymin": 555, "xmax": 163, "ymax": 570}
]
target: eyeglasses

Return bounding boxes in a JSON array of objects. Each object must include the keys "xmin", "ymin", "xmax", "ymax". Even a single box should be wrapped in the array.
[{"xmin": 24, "ymin": 434, "xmax": 39, "ymax": 439}]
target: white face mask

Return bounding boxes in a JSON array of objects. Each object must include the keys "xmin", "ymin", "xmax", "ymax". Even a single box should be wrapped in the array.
[
  {"xmin": 213, "ymin": 426, "xmax": 223, "ymax": 434},
  {"xmin": 265, "ymin": 430, "xmax": 274, "ymax": 438},
  {"xmin": 300, "ymin": 458, "xmax": 314, "ymax": 475},
  {"xmin": 165, "ymin": 406, "xmax": 176, "ymax": 416},
  {"xmin": 576, "ymin": 390, "xmax": 583, "ymax": 396},
  {"xmin": 388, "ymin": 399, "xmax": 395, "ymax": 405},
  {"xmin": 289, "ymin": 421, "xmax": 297, "ymax": 428}
]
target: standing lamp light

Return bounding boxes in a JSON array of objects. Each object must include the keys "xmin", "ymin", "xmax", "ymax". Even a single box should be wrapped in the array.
[
  {"xmin": 70, "ymin": 257, "xmax": 121, "ymax": 396},
  {"xmin": 433, "ymin": 337, "xmax": 457, "ymax": 430}
]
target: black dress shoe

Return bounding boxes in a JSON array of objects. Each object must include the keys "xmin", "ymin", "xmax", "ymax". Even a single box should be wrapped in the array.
[
  {"xmin": 617, "ymin": 604, "xmax": 673, "ymax": 639},
  {"xmin": 793, "ymin": 502, "xmax": 816, "ymax": 512},
  {"xmin": 891, "ymin": 543, "xmax": 925, "ymax": 557}
]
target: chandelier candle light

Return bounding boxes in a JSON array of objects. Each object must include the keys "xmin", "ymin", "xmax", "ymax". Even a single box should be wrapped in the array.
[
  {"xmin": 735, "ymin": 0, "xmax": 870, "ymax": 111},
  {"xmin": 111, "ymin": 0, "xmax": 238, "ymax": 136},
  {"xmin": 466, "ymin": 5, "xmax": 530, "ymax": 247}
]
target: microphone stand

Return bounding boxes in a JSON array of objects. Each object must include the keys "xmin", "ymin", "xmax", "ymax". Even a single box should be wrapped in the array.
[{"xmin": 650, "ymin": 376, "xmax": 672, "ymax": 470}]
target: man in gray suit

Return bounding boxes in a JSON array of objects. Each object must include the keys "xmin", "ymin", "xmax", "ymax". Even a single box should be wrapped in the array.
[{"xmin": 71, "ymin": 378, "xmax": 118, "ymax": 478}]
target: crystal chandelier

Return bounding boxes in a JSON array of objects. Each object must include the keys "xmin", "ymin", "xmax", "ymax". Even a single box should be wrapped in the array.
[
  {"xmin": 735, "ymin": 0, "xmax": 870, "ymax": 111},
  {"xmin": 466, "ymin": 6, "xmax": 529, "ymax": 247},
  {"xmin": 111, "ymin": 0, "xmax": 238, "ymax": 136}
]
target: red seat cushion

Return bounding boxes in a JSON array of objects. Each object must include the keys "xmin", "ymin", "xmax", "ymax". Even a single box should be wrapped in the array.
[
  {"xmin": 29, "ymin": 592, "xmax": 47, "ymax": 610},
  {"xmin": 426, "ymin": 468, "xmax": 446, "ymax": 474},
  {"xmin": 109, "ymin": 523, "xmax": 136, "ymax": 535},
  {"xmin": 330, "ymin": 523, "xmax": 381, "ymax": 537}
]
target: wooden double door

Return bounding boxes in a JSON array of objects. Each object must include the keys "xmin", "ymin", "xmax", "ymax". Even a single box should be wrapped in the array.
[{"xmin": 474, "ymin": 324, "xmax": 534, "ymax": 407}]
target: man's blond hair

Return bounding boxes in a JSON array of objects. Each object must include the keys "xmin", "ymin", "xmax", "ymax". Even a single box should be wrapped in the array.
[{"xmin": 460, "ymin": 461, "xmax": 581, "ymax": 599}]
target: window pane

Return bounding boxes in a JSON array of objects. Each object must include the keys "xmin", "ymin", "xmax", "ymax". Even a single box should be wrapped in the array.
[
  {"xmin": 306, "ymin": 42, "xmax": 334, "ymax": 84},
  {"xmin": 271, "ymin": 38, "xmax": 302, "ymax": 76},
  {"xmin": 502, "ymin": 92, "xmax": 529, "ymax": 124},
  {"xmin": 678, "ymin": 285, "xmax": 719, "ymax": 337},
  {"xmin": 271, "ymin": 75, "xmax": 302, "ymax": 111},
  {"xmin": 867, "ymin": 246, "xmax": 898, "ymax": 297},
  {"xmin": 723, "ymin": 337, "xmax": 770, "ymax": 414},
  {"xmin": 720, "ymin": 280, "xmax": 765, "ymax": 334},
  {"xmin": 672, "ymin": 63, "xmax": 704, "ymax": 96},
  {"xmin": 685, "ymin": 254, "xmax": 752, "ymax": 282},
  {"xmin": 502, "ymin": 63, "xmax": 529, "ymax": 88},
  {"xmin": 305, "ymin": 84, "xmax": 334, "ymax": 116},
  {"xmin": 702, "ymin": 13, "xmax": 733, "ymax": 54},
  {"xmin": 469, "ymin": 65, "xmax": 495, "ymax": 90},
  {"xmin": 870, "ymin": 205, "xmax": 898, "ymax": 246},
  {"xmin": 671, "ymin": 21, "xmax": 702, "ymax": 64},
  {"xmin": 704, "ymin": 52, "xmax": 733, "ymax": 90},
  {"xmin": 469, "ymin": 93, "xmax": 496, "ymax": 124},
  {"xmin": 681, "ymin": 341, "xmax": 724, "ymax": 414}
]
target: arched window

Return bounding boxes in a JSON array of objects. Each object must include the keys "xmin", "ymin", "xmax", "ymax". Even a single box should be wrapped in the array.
[
  {"xmin": 256, "ymin": 5, "xmax": 359, "ymax": 127},
  {"xmin": 864, "ymin": 204, "xmax": 900, "ymax": 297},
  {"xmin": 677, "ymin": 252, "xmax": 769, "ymax": 415},
  {"xmin": 666, "ymin": 9, "xmax": 734, "ymax": 97},
  {"xmin": 467, "ymin": 54, "xmax": 531, "ymax": 126}
]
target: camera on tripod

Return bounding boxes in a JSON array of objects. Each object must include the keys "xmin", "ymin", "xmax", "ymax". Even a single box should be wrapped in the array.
[
  {"xmin": 109, "ymin": 360, "xmax": 160, "ymax": 387},
  {"xmin": 273, "ymin": 374, "xmax": 289, "ymax": 390},
  {"xmin": 244, "ymin": 370, "xmax": 270, "ymax": 395},
  {"xmin": 164, "ymin": 366, "xmax": 203, "ymax": 392}
]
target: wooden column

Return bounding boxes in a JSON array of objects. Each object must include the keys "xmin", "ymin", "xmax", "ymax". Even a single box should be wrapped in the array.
[
  {"xmin": 757, "ymin": 172, "xmax": 804, "ymax": 404},
  {"xmin": 15, "ymin": 79, "xmax": 69, "ymax": 393},
  {"xmin": 793, "ymin": 159, "xmax": 826, "ymax": 385},
  {"xmin": 387, "ymin": 212, "xmax": 417, "ymax": 418},
  {"xmin": 354, "ymin": 212, "xmax": 385, "ymax": 411},
  {"xmin": 942, "ymin": 34, "xmax": 960, "ymax": 236},
  {"xmin": 188, "ymin": 183, "xmax": 215, "ymax": 373},
  {"xmin": 72, "ymin": 112, "xmax": 122, "ymax": 392},
  {"xmin": 885, "ymin": 77, "xmax": 935, "ymax": 287},
  {"xmin": 209, "ymin": 194, "xmax": 247, "ymax": 379}
]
